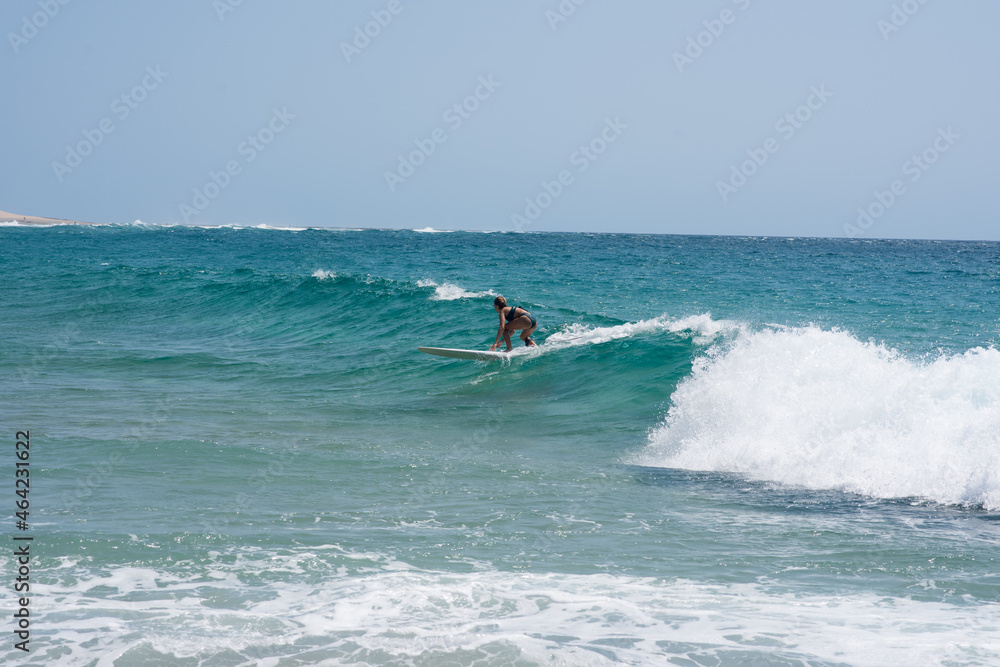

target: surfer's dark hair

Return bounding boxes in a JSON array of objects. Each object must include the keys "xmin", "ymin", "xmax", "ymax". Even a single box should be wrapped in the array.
[{"xmin": 493, "ymin": 296, "xmax": 506, "ymax": 308}]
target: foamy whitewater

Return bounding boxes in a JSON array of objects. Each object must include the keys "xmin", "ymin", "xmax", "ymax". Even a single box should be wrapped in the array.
[
  {"xmin": 637, "ymin": 327, "xmax": 1000, "ymax": 509},
  {"xmin": 2, "ymin": 227, "xmax": 999, "ymax": 666}
]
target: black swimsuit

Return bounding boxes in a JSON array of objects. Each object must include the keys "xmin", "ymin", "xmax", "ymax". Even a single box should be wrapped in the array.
[{"xmin": 505, "ymin": 306, "xmax": 537, "ymax": 327}]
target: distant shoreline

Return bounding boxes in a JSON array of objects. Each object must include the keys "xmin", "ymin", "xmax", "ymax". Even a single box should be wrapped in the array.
[
  {"xmin": 0, "ymin": 210, "xmax": 348, "ymax": 231},
  {"xmin": 0, "ymin": 209, "xmax": 97, "ymax": 226}
]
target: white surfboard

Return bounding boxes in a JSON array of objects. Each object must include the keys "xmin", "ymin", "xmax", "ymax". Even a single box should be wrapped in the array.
[{"xmin": 418, "ymin": 347, "xmax": 509, "ymax": 361}]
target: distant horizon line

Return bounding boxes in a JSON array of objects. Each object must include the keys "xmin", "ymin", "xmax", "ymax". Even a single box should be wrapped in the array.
[{"xmin": 1, "ymin": 210, "xmax": 995, "ymax": 243}]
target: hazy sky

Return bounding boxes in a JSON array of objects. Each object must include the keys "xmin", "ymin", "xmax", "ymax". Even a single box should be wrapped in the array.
[{"xmin": 3, "ymin": 1, "xmax": 998, "ymax": 239}]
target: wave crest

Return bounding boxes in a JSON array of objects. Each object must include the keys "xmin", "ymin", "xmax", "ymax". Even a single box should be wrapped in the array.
[
  {"xmin": 417, "ymin": 279, "xmax": 496, "ymax": 301},
  {"xmin": 634, "ymin": 327, "xmax": 1000, "ymax": 509},
  {"xmin": 545, "ymin": 313, "xmax": 740, "ymax": 348}
]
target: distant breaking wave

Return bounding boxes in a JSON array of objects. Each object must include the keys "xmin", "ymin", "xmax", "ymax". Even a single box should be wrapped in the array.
[
  {"xmin": 634, "ymin": 326, "xmax": 1000, "ymax": 509},
  {"xmin": 417, "ymin": 279, "xmax": 496, "ymax": 301},
  {"xmin": 311, "ymin": 272, "xmax": 496, "ymax": 301}
]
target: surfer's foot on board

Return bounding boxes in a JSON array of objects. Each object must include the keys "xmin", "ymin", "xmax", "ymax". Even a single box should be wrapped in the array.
[{"xmin": 523, "ymin": 338, "xmax": 536, "ymax": 347}]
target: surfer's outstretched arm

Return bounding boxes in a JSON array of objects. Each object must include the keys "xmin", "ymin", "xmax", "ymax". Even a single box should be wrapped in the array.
[{"xmin": 490, "ymin": 309, "xmax": 509, "ymax": 351}]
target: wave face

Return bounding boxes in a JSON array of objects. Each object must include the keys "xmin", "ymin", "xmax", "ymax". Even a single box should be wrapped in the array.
[{"xmin": 636, "ymin": 326, "xmax": 1000, "ymax": 508}]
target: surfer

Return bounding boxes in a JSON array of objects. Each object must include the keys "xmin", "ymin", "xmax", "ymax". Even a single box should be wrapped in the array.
[{"xmin": 490, "ymin": 296, "xmax": 537, "ymax": 351}]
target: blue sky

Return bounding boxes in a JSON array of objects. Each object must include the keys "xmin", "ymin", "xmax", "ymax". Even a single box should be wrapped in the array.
[{"xmin": 3, "ymin": 0, "xmax": 998, "ymax": 239}]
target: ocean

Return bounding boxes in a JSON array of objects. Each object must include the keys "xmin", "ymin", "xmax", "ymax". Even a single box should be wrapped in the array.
[{"xmin": 2, "ymin": 223, "xmax": 999, "ymax": 666}]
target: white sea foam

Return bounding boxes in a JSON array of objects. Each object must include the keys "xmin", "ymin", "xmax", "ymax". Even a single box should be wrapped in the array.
[
  {"xmin": 635, "ymin": 326, "xmax": 1000, "ymax": 509},
  {"xmin": 413, "ymin": 227, "xmax": 453, "ymax": 233},
  {"xmin": 479, "ymin": 314, "xmax": 740, "ymax": 361},
  {"xmin": 251, "ymin": 224, "xmax": 310, "ymax": 231},
  {"xmin": 544, "ymin": 313, "xmax": 741, "ymax": 349},
  {"xmin": 417, "ymin": 279, "xmax": 496, "ymax": 301},
  {"xmin": 312, "ymin": 269, "xmax": 337, "ymax": 280},
  {"xmin": 20, "ymin": 552, "xmax": 1000, "ymax": 666}
]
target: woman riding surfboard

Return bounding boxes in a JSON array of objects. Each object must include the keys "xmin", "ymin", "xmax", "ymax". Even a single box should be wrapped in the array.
[{"xmin": 490, "ymin": 296, "xmax": 537, "ymax": 351}]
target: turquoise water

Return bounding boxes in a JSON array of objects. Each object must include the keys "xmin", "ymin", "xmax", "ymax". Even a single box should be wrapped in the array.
[{"xmin": 2, "ymin": 224, "xmax": 999, "ymax": 666}]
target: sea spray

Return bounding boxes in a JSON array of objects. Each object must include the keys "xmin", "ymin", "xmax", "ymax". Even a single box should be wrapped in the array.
[{"xmin": 637, "ymin": 326, "xmax": 1000, "ymax": 508}]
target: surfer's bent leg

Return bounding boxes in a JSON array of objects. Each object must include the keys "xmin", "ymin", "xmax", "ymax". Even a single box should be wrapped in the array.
[{"xmin": 520, "ymin": 317, "xmax": 538, "ymax": 347}]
